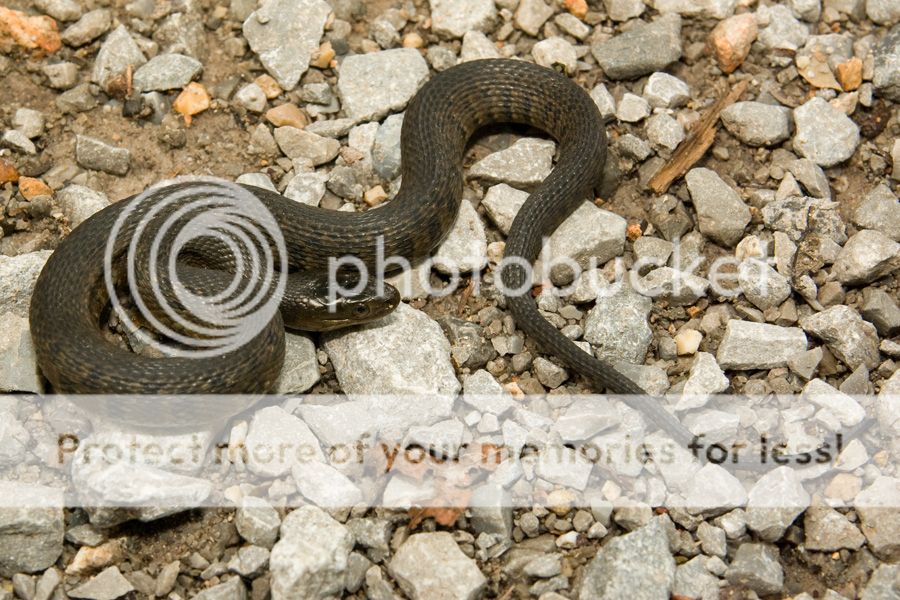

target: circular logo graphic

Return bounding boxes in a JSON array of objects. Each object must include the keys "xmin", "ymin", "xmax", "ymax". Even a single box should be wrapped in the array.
[{"xmin": 103, "ymin": 177, "xmax": 288, "ymax": 358}]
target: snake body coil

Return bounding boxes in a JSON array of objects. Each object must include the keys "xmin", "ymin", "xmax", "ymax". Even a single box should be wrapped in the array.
[{"xmin": 30, "ymin": 59, "xmax": 703, "ymax": 444}]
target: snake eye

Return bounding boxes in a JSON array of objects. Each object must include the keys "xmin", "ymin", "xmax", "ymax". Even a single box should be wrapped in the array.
[{"xmin": 354, "ymin": 304, "xmax": 371, "ymax": 317}]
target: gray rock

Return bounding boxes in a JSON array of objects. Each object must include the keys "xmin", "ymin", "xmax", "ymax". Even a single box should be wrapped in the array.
[
  {"xmin": 762, "ymin": 196, "xmax": 846, "ymax": 243},
  {"xmin": 716, "ymin": 320, "xmax": 808, "ymax": 369},
  {"xmin": 793, "ymin": 97, "xmax": 860, "ymax": 167},
  {"xmin": 800, "ymin": 305, "xmax": 880, "ymax": 370},
  {"xmin": 273, "ymin": 127, "xmax": 339, "ymax": 165},
  {"xmin": 579, "ymin": 518, "xmax": 674, "ymax": 600},
  {"xmin": 68, "ymin": 567, "xmax": 134, "ymax": 600},
  {"xmin": 532, "ymin": 37, "xmax": 578, "ymax": 74},
  {"xmin": 856, "ymin": 476, "xmax": 900, "ymax": 560},
  {"xmin": 462, "ymin": 369, "xmax": 515, "ymax": 414},
  {"xmin": 868, "ymin": 0, "xmax": 900, "ymax": 23},
  {"xmin": 0, "ymin": 251, "xmax": 51, "ymax": 318},
  {"xmin": 92, "ymin": 26, "xmax": 146, "ymax": 93},
  {"xmin": 270, "ymin": 506, "xmax": 352, "ymax": 600},
  {"xmin": 853, "ymin": 184, "xmax": 899, "ymax": 241},
  {"xmin": 604, "ymin": 0, "xmax": 646, "ymax": 20},
  {"xmin": 293, "ymin": 460, "xmax": 363, "ymax": 507},
  {"xmin": 643, "ymin": 72, "xmax": 690, "ymax": 108},
  {"xmin": 430, "ymin": 0, "xmax": 497, "ymax": 38},
  {"xmin": 584, "ymin": 285, "xmax": 652, "ymax": 364},
  {"xmin": 34, "ymin": 0, "xmax": 82, "ymax": 21},
  {"xmin": 242, "ymin": 0, "xmax": 330, "ymax": 90},
  {"xmin": 236, "ymin": 496, "xmax": 281, "ymax": 549},
  {"xmin": 614, "ymin": 134, "xmax": 651, "ymax": 161},
  {"xmin": 0, "ymin": 313, "xmax": 42, "ymax": 393},
  {"xmin": 554, "ymin": 13, "xmax": 591, "ymax": 39},
  {"xmin": 433, "ymin": 198, "xmax": 487, "ymax": 274},
  {"xmin": 469, "ymin": 484, "xmax": 513, "ymax": 538},
  {"xmin": 786, "ymin": 159, "xmax": 831, "ymax": 199},
  {"xmin": 874, "ymin": 24, "xmax": 900, "ymax": 102},
  {"xmin": 306, "ymin": 118, "xmax": 355, "ymax": 138},
  {"xmin": 523, "ymin": 554, "xmax": 562, "ymax": 578},
  {"xmin": 515, "ymin": 0, "xmax": 554, "ymax": 36},
  {"xmin": 632, "ymin": 236, "xmax": 673, "ymax": 273},
  {"xmin": 61, "ymin": 9, "xmax": 111, "ymax": 47},
  {"xmin": 678, "ymin": 352, "xmax": 729, "ymax": 409},
  {"xmin": 721, "ymin": 101, "xmax": 793, "ymax": 147},
  {"xmin": 685, "ymin": 168, "xmax": 750, "ymax": 247},
  {"xmin": 613, "ymin": 362, "xmax": 670, "ymax": 395},
  {"xmin": 0, "ymin": 407, "xmax": 29, "ymax": 469},
  {"xmin": 1, "ymin": 130, "xmax": 35, "ymax": 154},
  {"xmin": 42, "ymin": 61, "xmax": 79, "ymax": 90},
  {"xmin": 758, "ymin": 4, "xmax": 809, "ymax": 52},
  {"xmin": 738, "ymin": 259, "xmax": 791, "ymax": 310},
  {"xmin": 650, "ymin": 0, "xmax": 737, "ymax": 17},
  {"xmin": 337, "ymin": 49, "xmax": 429, "ymax": 122},
  {"xmin": 745, "ymin": 466, "xmax": 810, "ymax": 541},
  {"xmin": 72, "ymin": 441, "xmax": 213, "ymax": 526},
  {"xmin": 244, "ymin": 406, "xmax": 324, "ymax": 477},
  {"xmin": 697, "ymin": 521, "xmax": 727, "ymax": 557},
  {"xmin": 133, "ymin": 53, "xmax": 202, "ymax": 91},
  {"xmin": 0, "ymin": 482, "xmax": 64, "ymax": 577},
  {"xmin": 57, "ymin": 185, "xmax": 109, "ymax": 228},
  {"xmin": 790, "ymin": 0, "xmax": 822, "ymax": 21},
  {"xmin": 322, "ymin": 303, "xmax": 460, "ymax": 398},
  {"xmin": 861, "ymin": 563, "xmax": 900, "ymax": 600},
  {"xmin": 804, "ymin": 506, "xmax": 865, "ymax": 551},
  {"xmin": 460, "ymin": 30, "xmax": 501, "ymax": 61},
  {"xmin": 275, "ymin": 332, "xmax": 320, "ymax": 393},
  {"xmin": 554, "ymin": 397, "xmax": 620, "ymax": 440},
  {"xmin": 591, "ymin": 14, "xmax": 682, "ymax": 80},
  {"xmin": 861, "ymin": 287, "xmax": 900, "ymax": 336},
  {"xmin": 832, "ymin": 229, "xmax": 900, "ymax": 285},
  {"xmin": 439, "ymin": 318, "xmax": 497, "ymax": 370},
  {"xmin": 236, "ymin": 172, "xmax": 277, "ymax": 192},
  {"xmin": 234, "ymin": 82, "xmax": 268, "ymax": 114},
  {"xmin": 536, "ymin": 202, "xmax": 627, "ymax": 286},
  {"xmin": 389, "ymin": 532, "xmax": 486, "ymax": 600},
  {"xmin": 470, "ymin": 137, "xmax": 555, "ymax": 188},
  {"xmin": 637, "ymin": 267, "xmax": 709, "ymax": 305},
  {"xmin": 373, "ymin": 113, "xmax": 403, "ymax": 180},
  {"xmin": 804, "ymin": 378, "xmax": 866, "ymax": 426},
  {"xmin": 724, "ymin": 543, "xmax": 784, "ymax": 596},
  {"xmin": 427, "ymin": 45, "xmax": 458, "ymax": 71},
  {"xmin": 533, "ymin": 357, "xmax": 568, "ymax": 388},
  {"xmin": 787, "ymin": 346, "xmax": 823, "ymax": 380},
  {"xmin": 153, "ymin": 13, "xmax": 208, "ymax": 60},
  {"xmin": 370, "ymin": 17, "xmax": 400, "ymax": 49},
  {"xmin": 645, "ymin": 113, "xmax": 684, "ymax": 150},
  {"xmin": 12, "ymin": 108, "xmax": 44, "ymax": 139},
  {"xmin": 301, "ymin": 82, "xmax": 333, "ymax": 105},
  {"xmin": 616, "ymin": 93, "xmax": 651, "ymax": 123},
  {"xmin": 673, "ymin": 556, "xmax": 719, "ymax": 600},
  {"xmin": 283, "ymin": 171, "xmax": 328, "ymax": 206},
  {"xmin": 590, "ymin": 84, "xmax": 616, "ymax": 118},
  {"xmin": 192, "ymin": 577, "xmax": 246, "ymax": 600},
  {"xmin": 34, "ymin": 567, "xmax": 61, "ymax": 600},
  {"xmin": 75, "ymin": 135, "xmax": 131, "ymax": 176},
  {"xmin": 56, "ymin": 83, "xmax": 99, "ymax": 113}
]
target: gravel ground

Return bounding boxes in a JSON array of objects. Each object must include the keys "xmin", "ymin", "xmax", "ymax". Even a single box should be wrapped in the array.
[{"xmin": 1, "ymin": 0, "xmax": 899, "ymax": 598}]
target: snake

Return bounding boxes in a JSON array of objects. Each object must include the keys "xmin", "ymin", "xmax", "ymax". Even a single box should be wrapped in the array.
[{"xmin": 29, "ymin": 59, "xmax": 871, "ymax": 465}]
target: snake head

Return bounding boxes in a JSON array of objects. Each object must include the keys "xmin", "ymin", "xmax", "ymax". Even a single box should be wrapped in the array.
[{"xmin": 281, "ymin": 272, "xmax": 401, "ymax": 332}]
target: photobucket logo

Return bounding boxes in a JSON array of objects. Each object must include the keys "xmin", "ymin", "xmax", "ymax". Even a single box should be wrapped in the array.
[
  {"xmin": 103, "ymin": 177, "xmax": 287, "ymax": 358},
  {"xmin": 325, "ymin": 235, "xmax": 774, "ymax": 306}
]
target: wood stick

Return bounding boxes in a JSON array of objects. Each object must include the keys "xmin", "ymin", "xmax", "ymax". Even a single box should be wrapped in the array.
[{"xmin": 648, "ymin": 79, "xmax": 748, "ymax": 194}]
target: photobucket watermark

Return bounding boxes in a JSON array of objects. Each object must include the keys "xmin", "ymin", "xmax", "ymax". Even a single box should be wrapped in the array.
[{"xmin": 326, "ymin": 234, "xmax": 782, "ymax": 307}]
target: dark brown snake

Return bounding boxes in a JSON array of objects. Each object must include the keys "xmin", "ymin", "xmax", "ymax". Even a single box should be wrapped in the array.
[{"xmin": 29, "ymin": 59, "xmax": 870, "ymax": 466}]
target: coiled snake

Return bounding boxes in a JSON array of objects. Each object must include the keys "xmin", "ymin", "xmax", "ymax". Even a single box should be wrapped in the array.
[{"xmin": 30, "ymin": 59, "xmax": 863, "ymax": 464}]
